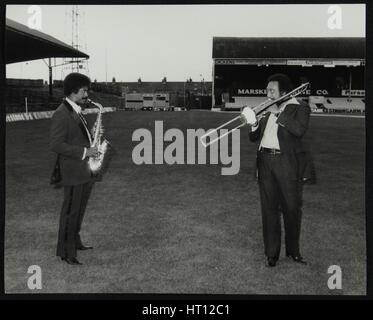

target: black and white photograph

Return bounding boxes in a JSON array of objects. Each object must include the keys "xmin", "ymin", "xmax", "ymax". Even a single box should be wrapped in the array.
[{"xmin": 4, "ymin": 3, "xmax": 366, "ymax": 296}]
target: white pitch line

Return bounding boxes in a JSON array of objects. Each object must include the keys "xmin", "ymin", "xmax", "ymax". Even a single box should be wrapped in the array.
[{"xmin": 310, "ymin": 113, "xmax": 365, "ymax": 119}]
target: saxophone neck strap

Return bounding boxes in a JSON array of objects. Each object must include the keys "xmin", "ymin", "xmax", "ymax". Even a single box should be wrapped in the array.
[{"xmin": 63, "ymin": 99, "xmax": 92, "ymax": 144}]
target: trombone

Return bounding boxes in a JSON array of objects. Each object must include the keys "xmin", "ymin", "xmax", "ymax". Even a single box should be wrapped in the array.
[{"xmin": 200, "ymin": 82, "xmax": 310, "ymax": 147}]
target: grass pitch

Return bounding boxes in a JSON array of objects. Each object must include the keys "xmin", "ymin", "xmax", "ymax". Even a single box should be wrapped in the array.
[{"xmin": 5, "ymin": 111, "xmax": 365, "ymax": 294}]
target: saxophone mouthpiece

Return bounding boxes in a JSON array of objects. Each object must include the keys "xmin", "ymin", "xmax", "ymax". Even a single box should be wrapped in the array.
[{"xmin": 86, "ymin": 99, "xmax": 103, "ymax": 110}]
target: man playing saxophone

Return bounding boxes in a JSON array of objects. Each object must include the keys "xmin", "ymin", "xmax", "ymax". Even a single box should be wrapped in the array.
[
  {"xmin": 242, "ymin": 73, "xmax": 311, "ymax": 267},
  {"xmin": 50, "ymin": 72, "xmax": 99, "ymax": 265}
]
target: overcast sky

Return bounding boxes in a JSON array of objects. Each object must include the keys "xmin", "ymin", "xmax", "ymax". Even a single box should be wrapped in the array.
[{"xmin": 6, "ymin": 4, "xmax": 365, "ymax": 82}]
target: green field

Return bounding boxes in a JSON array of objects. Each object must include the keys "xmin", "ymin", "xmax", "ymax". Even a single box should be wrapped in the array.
[{"xmin": 5, "ymin": 111, "xmax": 365, "ymax": 294}]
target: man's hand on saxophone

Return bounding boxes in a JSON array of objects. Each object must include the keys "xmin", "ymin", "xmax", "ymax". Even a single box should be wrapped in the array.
[{"xmin": 86, "ymin": 146, "xmax": 100, "ymax": 158}]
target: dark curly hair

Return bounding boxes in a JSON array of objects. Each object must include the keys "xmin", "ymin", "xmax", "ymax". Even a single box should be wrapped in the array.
[
  {"xmin": 267, "ymin": 73, "xmax": 293, "ymax": 94},
  {"xmin": 63, "ymin": 72, "xmax": 91, "ymax": 96}
]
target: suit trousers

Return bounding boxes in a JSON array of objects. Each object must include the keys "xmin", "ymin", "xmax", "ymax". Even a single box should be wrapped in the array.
[
  {"xmin": 56, "ymin": 181, "xmax": 94, "ymax": 258},
  {"xmin": 257, "ymin": 151, "xmax": 302, "ymax": 258}
]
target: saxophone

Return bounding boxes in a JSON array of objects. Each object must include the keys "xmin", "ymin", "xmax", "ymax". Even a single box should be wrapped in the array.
[{"xmin": 87, "ymin": 99, "xmax": 110, "ymax": 175}]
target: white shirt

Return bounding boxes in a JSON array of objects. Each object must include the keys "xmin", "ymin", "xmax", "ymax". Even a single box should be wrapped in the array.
[
  {"xmin": 252, "ymin": 97, "xmax": 300, "ymax": 150},
  {"xmin": 65, "ymin": 97, "xmax": 91, "ymax": 159},
  {"xmin": 65, "ymin": 97, "xmax": 82, "ymax": 114},
  {"xmin": 260, "ymin": 113, "xmax": 280, "ymax": 150}
]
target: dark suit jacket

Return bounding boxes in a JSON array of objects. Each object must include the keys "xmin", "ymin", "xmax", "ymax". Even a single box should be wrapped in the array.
[
  {"xmin": 50, "ymin": 100, "xmax": 94, "ymax": 186},
  {"xmin": 249, "ymin": 100, "xmax": 316, "ymax": 183}
]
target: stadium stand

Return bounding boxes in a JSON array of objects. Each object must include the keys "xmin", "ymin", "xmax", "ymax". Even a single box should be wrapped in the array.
[
  {"xmin": 5, "ymin": 80, "xmax": 123, "ymax": 113},
  {"xmin": 212, "ymin": 37, "xmax": 365, "ymax": 113},
  {"xmin": 223, "ymin": 95, "xmax": 364, "ymax": 113},
  {"xmin": 6, "ymin": 86, "xmax": 62, "ymax": 113}
]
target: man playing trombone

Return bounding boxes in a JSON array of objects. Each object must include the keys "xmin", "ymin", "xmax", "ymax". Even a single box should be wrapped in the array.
[{"xmin": 242, "ymin": 73, "xmax": 311, "ymax": 267}]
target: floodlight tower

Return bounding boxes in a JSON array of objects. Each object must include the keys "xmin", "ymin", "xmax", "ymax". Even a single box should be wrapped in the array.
[{"xmin": 61, "ymin": 5, "xmax": 89, "ymax": 78}]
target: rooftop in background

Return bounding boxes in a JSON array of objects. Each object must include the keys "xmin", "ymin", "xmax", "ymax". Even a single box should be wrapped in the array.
[
  {"xmin": 116, "ymin": 81, "xmax": 212, "ymax": 94},
  {"xmin": 212, "ymin": 37, "xmax": 365, "ymax": 60},
  {"xmin": 5, "ymin": 18, "xmax": 89, "ymax": 64},
  {"xmin": 51, "ymin": 80, "xmax": 213, "ymax": 95}
]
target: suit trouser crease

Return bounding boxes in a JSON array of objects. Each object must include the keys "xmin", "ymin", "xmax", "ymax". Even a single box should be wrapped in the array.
[
  {"xmin": 258, "ymin": 152, "xmax": 302, "ymax": 258},
  {"xmin": 56, "ymin": 182, "xmax": 93, "ymax": 258}
]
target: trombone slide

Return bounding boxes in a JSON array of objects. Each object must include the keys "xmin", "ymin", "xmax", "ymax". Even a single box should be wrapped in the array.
[
  {"xmin": 200, "ymin": 82, "xmax": 310, "ymax": 148},
  {"xmin": 200, "ymin": 115, "xmax": 245, "ymax": 148}
]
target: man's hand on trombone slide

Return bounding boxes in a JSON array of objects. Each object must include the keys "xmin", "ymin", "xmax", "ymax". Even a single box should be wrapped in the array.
[{"xmin": 241, "ymin": 106, "xmax": 258, "ymax": 126}]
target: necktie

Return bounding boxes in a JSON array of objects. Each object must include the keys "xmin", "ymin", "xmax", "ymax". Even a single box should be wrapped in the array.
[{"xmin": 78, "ymin": 112, "xmax": 87, "ymax": 125}]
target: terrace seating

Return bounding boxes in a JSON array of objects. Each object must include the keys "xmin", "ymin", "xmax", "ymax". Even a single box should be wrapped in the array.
[
  {"xmin": 5, "ymin": 87, "xmax": 63, "ymax": 113},
  {"xmin": 5, "ymin": 85, "xmax": 122, "ymax": 113}
]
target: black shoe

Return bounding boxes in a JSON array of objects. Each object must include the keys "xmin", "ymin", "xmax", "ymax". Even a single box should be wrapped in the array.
[
  {"xmin": 77, "ymin": 245, "xmax": 93, "ymax": 250},
  {"xmin": 267, "ymin": 257, "xmax": 278, "ymax": 267},
  {"xmin": 61, "ymin": 257, "xmax": 83, "ymax": 265},
  {"xmin": 286, "ymin": 254, "xmax": 307, "ymax": 264}
]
